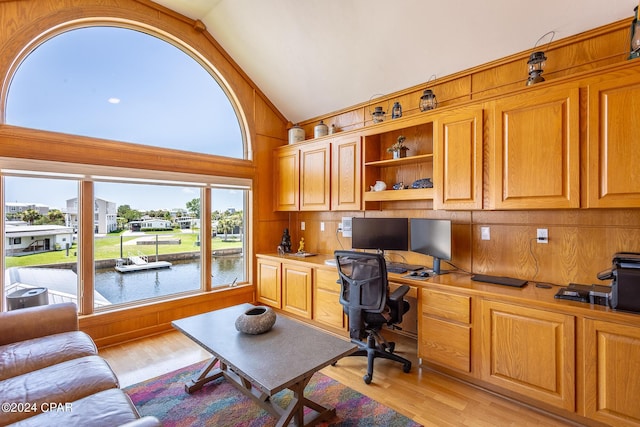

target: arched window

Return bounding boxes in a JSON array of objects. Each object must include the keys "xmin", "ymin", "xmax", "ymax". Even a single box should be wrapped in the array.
[
  {"xmin": 6, "ymin": 26, "xmax": 244, "ymax": 158},
  {"xmin": 2, "ymin": 23, "xmax": 251, "ymax": 313}
]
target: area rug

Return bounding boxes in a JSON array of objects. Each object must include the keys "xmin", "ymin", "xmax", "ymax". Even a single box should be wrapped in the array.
[{"xmin": 124, "ymin": 360, "xmax": 421, "ymax": 427}]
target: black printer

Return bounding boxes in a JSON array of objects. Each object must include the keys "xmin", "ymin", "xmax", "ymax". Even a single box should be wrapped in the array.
[{"xmin": 598, "ymin": 252, "xmax": 640, "ymax": 313}]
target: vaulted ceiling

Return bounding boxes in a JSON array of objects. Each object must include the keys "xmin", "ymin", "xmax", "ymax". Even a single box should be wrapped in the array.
[{"xmin": 153, "ymin": 0, "xmax": 637, "ymax": 123}]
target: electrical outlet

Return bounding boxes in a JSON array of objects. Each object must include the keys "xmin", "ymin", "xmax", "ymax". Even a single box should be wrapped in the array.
[
  {"xmin": 341, "ymin": 217, "xmax": 352, "ymax": 237},
  {"xmin": 320, "ymin": 222, "xmax": 325, "ymax": 232},
  {"xmin": 537, "ymin": 228, "xmax": 548, "ymax": 244},
  {"xmin": 481, "ymin": 226, "xmax": 490, "ymax": 241},
  {"xmin": 300, "ymin": 221, "xmax": 305, "ymax": 231}
]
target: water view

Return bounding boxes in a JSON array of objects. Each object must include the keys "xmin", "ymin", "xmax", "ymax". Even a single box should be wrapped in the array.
[{"xmin": 95, "ymin": 257, "xmax": 244, "ymax": 304}]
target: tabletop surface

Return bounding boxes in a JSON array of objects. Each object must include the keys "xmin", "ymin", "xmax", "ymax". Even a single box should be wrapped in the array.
[{"xmin": 172, "ymin": 303, "xmax": 357, "ymax": 395}]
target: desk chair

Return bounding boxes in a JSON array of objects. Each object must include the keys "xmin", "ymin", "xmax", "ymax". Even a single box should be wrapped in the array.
[{"xmin": 334, "ymin": 250, "xmax": 412, "ymax": 384}]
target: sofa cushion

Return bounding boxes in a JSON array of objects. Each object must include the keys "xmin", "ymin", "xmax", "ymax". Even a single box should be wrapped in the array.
[
  {"xmin": 0, "ymin": 331, "xmax": 97, "ymax": 380},
  {"xmin": 6, "ymin": 389, "xmax": 152, "ymax": 427},
  {"xmin": 0, "ymin": 355, "xmax": 119, "ymax": 425}
]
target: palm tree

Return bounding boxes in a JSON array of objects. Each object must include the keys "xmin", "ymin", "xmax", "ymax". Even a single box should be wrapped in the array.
[{"xmin": 21, "ymin": 209, "xmax": 41, "ymax": 225}]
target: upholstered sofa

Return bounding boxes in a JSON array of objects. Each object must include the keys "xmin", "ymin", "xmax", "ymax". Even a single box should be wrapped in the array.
[{"xmin": 0, "ymin": 302, "xmax": 160, "ymax": 426}]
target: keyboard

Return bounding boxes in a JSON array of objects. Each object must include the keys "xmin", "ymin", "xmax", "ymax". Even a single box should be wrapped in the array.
[
  {"xmin": 471, "ymin": 274, "xmax": 528, "ymax": 288},
  {"xmin": 386, "ymin": 264, "xmax": 408, "ymax": 274}
]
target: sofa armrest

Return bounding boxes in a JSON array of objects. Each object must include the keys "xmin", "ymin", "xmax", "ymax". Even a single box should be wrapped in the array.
[
  {"xmin": 120, "ymin": 416, "xmax": 162, "ymax": 427},
  {"xmin": 0, "ymin": 302, "xmax": 78, "ymax": 346}
]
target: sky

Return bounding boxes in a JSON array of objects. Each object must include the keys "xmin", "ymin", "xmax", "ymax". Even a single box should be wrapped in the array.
[
  {"xmin": 5, "ymin": 176, "xmax": 243, "ymax": 213},
  {"xmin": 7, "ymin": 26, "xmax": 243, "ymax": 157},
  {"xmin": 4, "ymin": 26, "xmax": 246, "ymax": 212}
]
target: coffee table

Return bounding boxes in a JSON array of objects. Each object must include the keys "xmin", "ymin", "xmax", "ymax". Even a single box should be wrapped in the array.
[{"xmin": 171, "ymin": 304, "xmax": 357, "ymax": 427}]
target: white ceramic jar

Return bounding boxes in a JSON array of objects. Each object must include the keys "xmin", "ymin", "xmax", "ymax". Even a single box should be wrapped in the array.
[
  {"xmin": 288, "ymin": 124, "xmax": 305, "ymax": 144},
  {"xmin": 314, "ymin": 120, "xmax": 328, "ymax": 138}
]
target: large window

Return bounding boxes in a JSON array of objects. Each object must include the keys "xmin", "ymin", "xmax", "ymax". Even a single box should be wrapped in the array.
[
  {"xmin": 6, "ymin": 26, "xmax": 244, "ymax": 158},
  {"xmin": 2, "ymin": 23, "xmax": 251, "ymax": 312}
]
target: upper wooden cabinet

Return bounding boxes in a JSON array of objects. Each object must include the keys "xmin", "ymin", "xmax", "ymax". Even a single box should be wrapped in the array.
[
  {"xmin": 274, "ymin": 145, "xmax": 299, "ymax": 211},
  {"xmin": 433, "ymin": 106, "xmax": 484, "ymax": 210},
  {"xmin": 490, "ymin": 85, "xmax": 580, "ymax": 209},
  {"xmin": 331, "ymin": 135, "xmax": 362, "ymax": 211},
  {"xmin": 587, "ymin": 73, "xmax": 640, "ymax": 208},
  {"xmin": 299, "ymin": 141, "xmax": 331, "ymax": 211},
  {"xmin": 274, "ymin": 140, "xmax": 330, "ymax": 211}
]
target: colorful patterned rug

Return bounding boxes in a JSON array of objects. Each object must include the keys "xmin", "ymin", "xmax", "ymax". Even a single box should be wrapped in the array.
[{"xmin": 124, "ymin": 360, "xmax": 422, "ymax": 426}]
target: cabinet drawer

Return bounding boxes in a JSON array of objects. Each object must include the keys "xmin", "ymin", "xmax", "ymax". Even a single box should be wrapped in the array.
[
  {"xmin": 316, "ymin": 268, "xmax": 340, "ymax": 292},
  {"xmin": 421, "ymin": 288, "xmax": 470, "ymax": 324},
  {"xmin": 420, "ymin": 315, "xmax": 471, "ymax": 372}
]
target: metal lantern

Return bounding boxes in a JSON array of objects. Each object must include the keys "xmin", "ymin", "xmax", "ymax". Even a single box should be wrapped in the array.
[
  {"xmin": 371, "ymin": 106, "xmax": 386, "ymax": 123},
  {"xmin": 419, "ymin": 89, "xmax": 437, "ymax": 112},
  {"xmin": 630, "ymin": 6, "xmax": 640, "ymax": 59},
  {"xmin": 391, "ymin": 102, "xmax": 402, "ymax": 119},
  {"xmin": 526, "ymin": 51, "xmax": 547, "ymax": 86}
]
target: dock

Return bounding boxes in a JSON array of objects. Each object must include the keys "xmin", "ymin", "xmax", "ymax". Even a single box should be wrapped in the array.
[{"xmin": 115, "ymin": 255, "xmax": 172, "ymax": 273}]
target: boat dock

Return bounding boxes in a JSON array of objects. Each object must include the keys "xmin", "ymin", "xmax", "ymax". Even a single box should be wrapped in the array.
[{"xmin": 115, "ymin": 254, "xmax": 172, "ymax": 273}]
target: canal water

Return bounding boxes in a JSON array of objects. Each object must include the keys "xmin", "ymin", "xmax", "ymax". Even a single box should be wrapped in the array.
[{"xmin": 95, "ymin": 257, "xmax": 244, "ymax": 304}]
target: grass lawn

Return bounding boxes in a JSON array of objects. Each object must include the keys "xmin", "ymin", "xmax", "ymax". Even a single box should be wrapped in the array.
[{"xmin": 6, "ymin": 231, "xmax": 243, "ymax": 268}]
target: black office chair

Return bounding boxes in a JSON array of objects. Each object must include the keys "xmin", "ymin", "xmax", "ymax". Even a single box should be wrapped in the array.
[{"xmin": 334, "ymin": 250, "xmax": 412, "ymax": 384}]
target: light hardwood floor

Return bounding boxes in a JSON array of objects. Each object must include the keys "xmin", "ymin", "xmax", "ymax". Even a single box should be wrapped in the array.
[{"xmin": 101, "ymin": 328, "xmax": 576, "ymax": 427}]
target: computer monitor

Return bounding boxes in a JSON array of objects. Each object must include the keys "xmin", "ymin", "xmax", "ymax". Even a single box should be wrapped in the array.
[
  {"xmin": 351, "ymin": 217, "xmax": 408, "ymax": 254},
  {"xmin": 410, "ymin": 218, "xmax": 451, "ymax": 275}
]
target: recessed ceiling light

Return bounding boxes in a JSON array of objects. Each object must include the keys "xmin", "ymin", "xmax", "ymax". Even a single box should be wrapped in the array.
[{"xmin": 108, "ymin": 97, "xmax": 121, "ymax": 104}]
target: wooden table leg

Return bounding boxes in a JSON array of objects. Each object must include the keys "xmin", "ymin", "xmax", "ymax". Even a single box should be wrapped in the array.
[{"xmin": 184, "ymin": 357, "xmax": 224, "ymax": 393}]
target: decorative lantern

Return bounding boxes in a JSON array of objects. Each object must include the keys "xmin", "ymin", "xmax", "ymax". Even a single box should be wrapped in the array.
[
  {"xmin": 526, "ymin": 31, "xmax": 555, "ymax": 86},
  {"xmin": 630, "ymin": 6, "xmax": 640, "ymax": 59},
  {"xmin": 526, "ymin": 51, "xmax": 547, "ymax": 86},
  {"xmin": 391, "ymin": 102, "xmax": 402, "ymax": 119},
  {"xmin": 371, "ymin": 106, "xmax": 386, "ymax": 123},
  {"xmin": 419, "ymin": 89, "xmax": 437, "ymax": 112}
]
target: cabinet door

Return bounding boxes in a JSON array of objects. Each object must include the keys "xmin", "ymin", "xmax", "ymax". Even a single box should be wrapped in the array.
[
  {"xmin": 587, "ymin": 74, "xmax": 640, "ymax": 207},
  {"xmin": 331, "ymin": 136, "xmax": 362, "ymax": 211},
  {"xmin": 491, "ymin": 86, "xmax": 580, "ymax": 209},
  {"xmin": 313, "ymin": 268, "xmax": 346, "ymax": 330},
  {"xmin": 419, "ymin": 288, "xmax": 471, "ymax": 373},
  {"xmin": 274, "ymin": 146, "xmax": 299, "ymax": 211},
  {"xmin": 282, "ymin": 264, "xmax": 312, "ymax": 318},
  {"xmin": 434, "ymin": 107, "xmax": 484, "ymax": 210},
  {"xmin": 300, "ymin": 142, "xmax": 331, "ymax": 211},
  {"xmin": 480, "ymin": 300, "xmax": 575, "ymax": 411},
  {"xmin": 256, "ymin": 258, "xmax": 281, "ymax": 308},
  {"xmin": 583, "ymin": 319, "xmax": 640, "ymax": 426}
]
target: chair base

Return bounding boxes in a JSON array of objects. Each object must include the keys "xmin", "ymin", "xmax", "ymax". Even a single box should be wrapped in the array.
[{"xmin": 346, "ymin": 330, "xmax": 412, "ymax": 384}]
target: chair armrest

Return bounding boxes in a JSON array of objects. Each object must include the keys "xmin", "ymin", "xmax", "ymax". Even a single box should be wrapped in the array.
[
  {"xmin": 0, "ymin": 302, "xmax": 78, "ymax": 346},
  {"xmin": 389, "ymin": 284, "xmax": 410, "ymax": 302}
]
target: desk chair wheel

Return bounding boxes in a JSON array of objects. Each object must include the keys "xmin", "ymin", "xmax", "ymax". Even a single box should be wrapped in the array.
[
  {"xmin": 403, "ymin": 361, "xmax": 411, "ymax": 373},
  {"xmin": 363, "ymin": 373, "xmax": 372, "ymax": 384}
]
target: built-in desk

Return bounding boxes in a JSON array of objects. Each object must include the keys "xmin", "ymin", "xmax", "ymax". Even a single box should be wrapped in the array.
[{"xmin": 256, "ymin": 253, "xmax": 640, "ymax": 427}]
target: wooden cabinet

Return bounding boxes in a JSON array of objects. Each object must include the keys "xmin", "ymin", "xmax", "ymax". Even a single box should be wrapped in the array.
[
  {"xmin": 433, "ymin": 106, "xmax": 484, "ymax": 210},
  {"xmin": 331, "ymin": 135, "xmax": 362, "ymax": 211},
  {"xmin": 282, "ymin": 263, "xmax": 312, "ymax": 319},
  {"xmin": 362, "ymin": 120, "xmax": 434, "ymax": 208},
  {"xmin": 274, "ymin": 146, "xmax": 299, "ymax": 211},
  {"xmin": 274, "ymin": 141, "xmax": 330, "ymax": 211},
  {"xmin": 256, "ymin": 258, "xmax": 281, "ymax": 308},
  {"xmin": 582, "ymin": 319, "xmax": 640, "ymax": 426},
  {"xmin": 587, "ymin": 73, "xmax": 640, "ymax": 208},
  {"xmin": 490, "ymin": 85, "xmax": 580, "ymax": 209},
  {"xmin": 418, "ymin": 288, "xmax": 471, "ymax": 373},
  {"xmin": 480, "ymin": 300, "xmax": 575, "ymax": 411},
  {"xmin": 300, "ymin": 141, "xmax": 331, "ymax": 211},
  {"xmin": 313, "ymin": 268, "xmax": 346, "ymax": 330}
]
